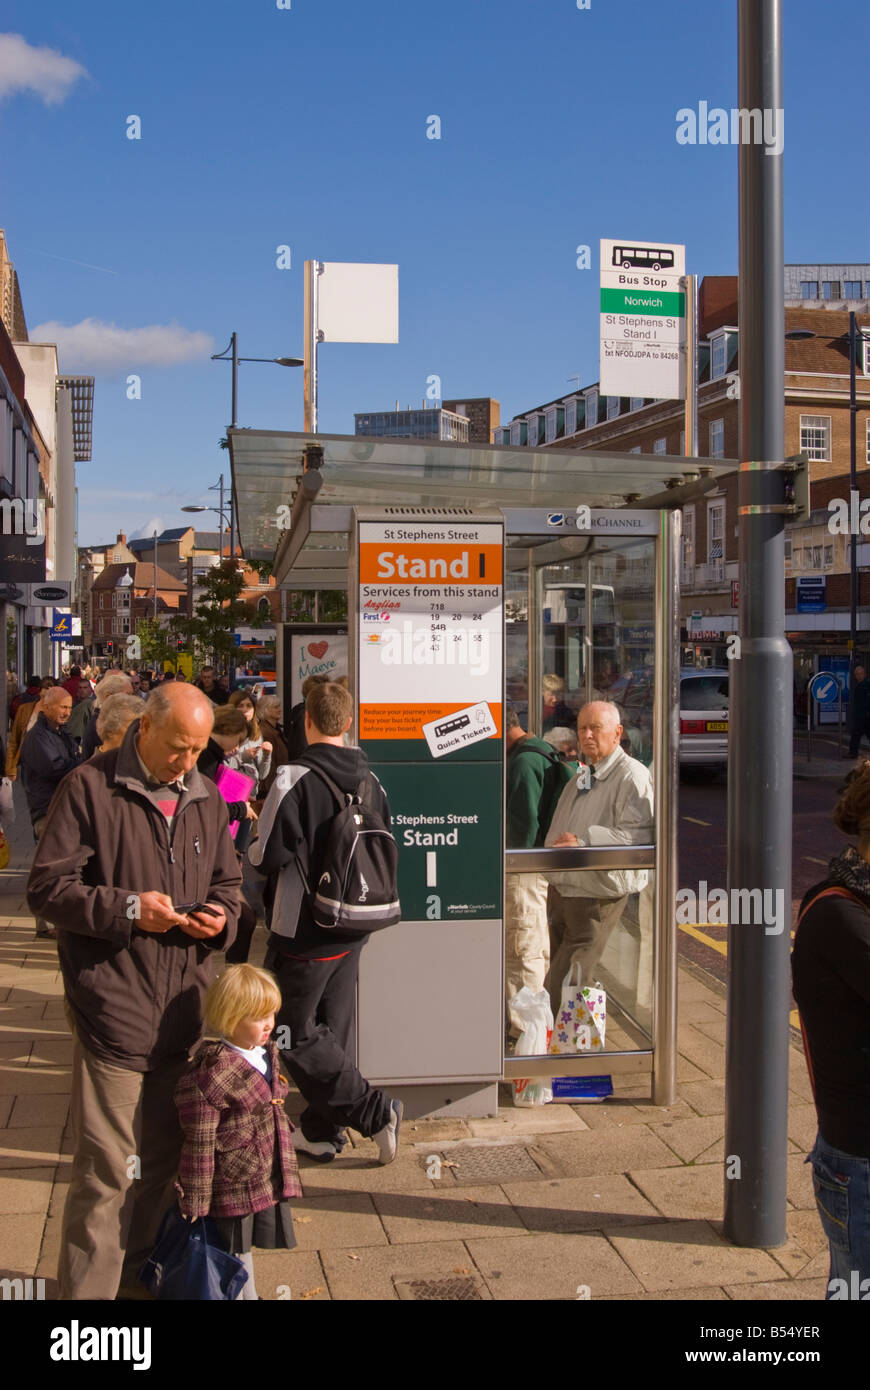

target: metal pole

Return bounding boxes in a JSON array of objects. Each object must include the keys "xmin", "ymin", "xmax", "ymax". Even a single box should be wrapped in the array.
[
  {"xmin": 304, "ymin": 261, "xmax": 320, "ymax": 433},
  {"xmin": 229, "ymin": 333, "xmax": 237, "ymax": 578},
  {"xmin": 725, "ymin": 0, "xmax": 790, "ymax": 1247},
  {"xmin": 219, "ymin": 475, "xmax": 224, "ymax": 563},
  {"xmin": 153, "ymin": 530, "xmax": 158, "ymax": 620},
  {"xmin": 652, "ymin": 509, "xmax": 680, "ymax": 1105},
  {"xmin": 683, "ymin": 274, "xmax": 698, "ymax": 457},
  {"xmin": 231, "ymin": 332, "xmax": 238, "ymax": 430},
  {"xmin": 849, "ymin": 312, "xmax": 858, "ymax": 668}
]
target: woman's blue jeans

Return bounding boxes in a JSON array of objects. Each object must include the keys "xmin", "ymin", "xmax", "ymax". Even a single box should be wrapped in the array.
[{"xmin": 808, "ymin": 1131, "xmax": 870, "ymax": 1299}]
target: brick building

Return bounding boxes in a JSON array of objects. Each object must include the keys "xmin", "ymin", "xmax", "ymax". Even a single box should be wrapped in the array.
[
  {"xmin": 90, "ymin": 562, "xmax": 186, "ymax": 661},
  {"xmin": 497, "ymin": 270, "xmax": 870, "ymax": 671}
]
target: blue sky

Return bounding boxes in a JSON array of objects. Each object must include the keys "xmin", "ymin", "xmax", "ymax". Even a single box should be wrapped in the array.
[{"xmin": 1, "ymin": 0, "xmax": 867, "ymax": 547}]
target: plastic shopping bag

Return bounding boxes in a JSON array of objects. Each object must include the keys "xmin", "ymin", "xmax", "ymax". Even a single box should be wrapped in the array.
[
  {"xmin": 0, "ymin": 777, "xmax": 14, "ymax": 825},
  {"xmin": 138, "ymin": 1204, "xmax": 248, "ymax": 1301},
  {"xmin": 549, "ymin": 964, "xmax": 606, "ymax": 1055},
  {"xmin": 511, "ymin": 987, "xmax": 554, "ymax": 1107}
]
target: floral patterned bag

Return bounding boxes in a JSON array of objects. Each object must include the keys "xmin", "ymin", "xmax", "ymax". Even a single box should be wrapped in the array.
[{"xmin": 549, "ymin": 964, "xmax": 606, "ymax": 1056}]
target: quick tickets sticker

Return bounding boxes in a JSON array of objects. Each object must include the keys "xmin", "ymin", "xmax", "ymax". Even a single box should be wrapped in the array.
[{"xmin": 422, "ymin": 702, "xmax": 497, "ymax": 758}]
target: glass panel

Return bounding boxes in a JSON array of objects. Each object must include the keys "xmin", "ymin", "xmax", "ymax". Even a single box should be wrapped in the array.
[{"xmin": 504, "ymin": 534, "xmax": 658, "ymax": 1059}]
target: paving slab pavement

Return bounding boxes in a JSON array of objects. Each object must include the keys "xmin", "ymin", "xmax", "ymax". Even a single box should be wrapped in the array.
[{"xmin": 0, "ymin": 783, "xmax": 828, "ymax": 1303}]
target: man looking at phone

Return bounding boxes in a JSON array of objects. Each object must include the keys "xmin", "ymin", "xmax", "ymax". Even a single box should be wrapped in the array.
[{"xmin": 27, "ymin": 683, "xmax": 242, "ymax": 1300}]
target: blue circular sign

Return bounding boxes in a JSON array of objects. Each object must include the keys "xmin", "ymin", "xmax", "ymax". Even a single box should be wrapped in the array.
[{"xmin": 809, "ymin": 672, "xmax": 841, "ymax": 706}]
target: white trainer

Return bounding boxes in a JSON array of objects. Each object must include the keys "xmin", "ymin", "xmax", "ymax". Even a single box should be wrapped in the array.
[{"xmin": 373, "ymin": 1099, "xmax": 404, "ymax": 1166}]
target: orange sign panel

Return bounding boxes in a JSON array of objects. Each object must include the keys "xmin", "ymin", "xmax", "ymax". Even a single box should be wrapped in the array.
[{"xmin": 359, "ymin": 543, "xmax": 503, "ymax": 585}]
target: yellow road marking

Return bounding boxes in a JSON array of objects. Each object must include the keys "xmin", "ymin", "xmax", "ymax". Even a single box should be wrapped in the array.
[
  {"xmin": 682, "ymin": 816, "xmax": 712, "ymax": 826},
  {"xmin": 677, "ymin": 922, "xmax": 728, "ymax": 956},
  {"xmin": 790, "ymin": 1009, "xmax": 801, "ymax": 1031},
  {"xmin": 804, "ymin": 856, "xmax": 827, "ymax": 865}
]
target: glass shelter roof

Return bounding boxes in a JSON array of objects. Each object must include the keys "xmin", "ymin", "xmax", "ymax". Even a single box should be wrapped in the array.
[{"xmin": 228, "ymin": 429, "xmax": 734, "ymax": 582}]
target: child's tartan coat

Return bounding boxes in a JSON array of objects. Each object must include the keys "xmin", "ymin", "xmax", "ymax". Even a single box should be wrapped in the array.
[{"xmin": 174, "ymin": 1039, "xmax": 302, "ymax": 1220}]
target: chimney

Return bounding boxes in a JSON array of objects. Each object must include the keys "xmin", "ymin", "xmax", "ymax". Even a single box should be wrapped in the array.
[{"xmin": 117, "ymin": 532, "xmax": 126, "ymax": 544}]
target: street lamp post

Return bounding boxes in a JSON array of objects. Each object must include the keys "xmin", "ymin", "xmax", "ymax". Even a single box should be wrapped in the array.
[{"xmin": 210, "ymin": 335, "xmax": 303, "ymax": 562}]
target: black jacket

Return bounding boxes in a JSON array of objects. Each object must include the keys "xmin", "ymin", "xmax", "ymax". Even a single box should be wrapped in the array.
[
  {"xmin": 793, "ymin": 863, "xmax": 870, "ymax": 1156},
  {"xmin": 81, "ymin": 708, "xmax": 101, "ymax": 760},
  {"xmin": 849, "ymin": 677, "xmax": 870, "ymax": 732},
  {"xmin": 18, "ymin": 713, "xmax": 81, "ymax": 823},
  {"xmin": 249, "ymin": 743, "xmax": 391, "ymax": 958},
  {"xmin": 197, "ymin": 739, "xmax": 250, "ymax": 823}
]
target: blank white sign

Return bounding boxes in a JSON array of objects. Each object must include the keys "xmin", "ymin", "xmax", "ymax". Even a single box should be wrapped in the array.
[{"xmin": 317, "ymin": 262, "xmax": 399, "ymax": 343}]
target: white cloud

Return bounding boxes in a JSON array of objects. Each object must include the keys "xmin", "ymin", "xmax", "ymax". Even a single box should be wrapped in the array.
[
  {"xmin": 0, "ymin": 33, "xmax": 88, "ymax": 105},
  {"xmin": 29, "ymin": 318, "xmax": 214, "ymax": 372},
  {"xmin": 132, "ymin": 517, "xmax": 165, "ymax": 540}
]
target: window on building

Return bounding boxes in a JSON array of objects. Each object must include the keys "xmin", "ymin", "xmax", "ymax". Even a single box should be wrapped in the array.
[
  {"xmin": 708, "ymin": 499, "xmax": 725, "ymax": 563},
  {"xmin": 800, "ymin": 414, "xmax": 831, "ymax": 461},
  {"xmin": 822, "ymin": 281, "xmax": 841, "ymax": 300},
  {"xmin": 709, "ymin": 419, "xmax": 725, "ymax": 458},
  {"xmin": 630, "ymin": 397, "xmax": 644, "ymax": 412},
  {"xmin": 710, "ymin": 333, "xmax": 727, "ymax": 380},
  {"xmin": 653, "ymin": 437, "xmax": 667, "ymax": 455},
  {"xmin": 801, "ymin": 281, "xmax": 819, "ymax": 299},
  {"xmin": 509, "ymin": 420, "xmax": 526, "ymax": 447},
  {"xmin": 585, "ymin": 390, "xmax": 598, "ymax": 428},
  {"xmin": 606, "ymin": 395, "xmax": 620, "ymax": 421},
  {"xmin": 812, "ymin": 545, "xmax": 822, "ymax": 569},
  {"xmin": 784, "ymin": 538, "xmax": 792, "ymax": 562},
  {"xmin": 824, "ymin": 543, "xmax": 833, "ymax": 567},
  {"xmin": 844, "ymin": 281, "xmax": 862, "ymax": 299},
  {"xmin": 863, "ymin": 336, "xmax": 870, "ymax": 376},
  {"xmin": 545, "ymin": 408, "xmax": 558, "ymax": 443},
  {"xmin": 682, "ymin": 504, "xmax": 696, "ymax": 577},
  {"xmin": 629, "ymin": 445, "xmax": 642, "ymax": 454},
  {"xmin": 527, "ymin": 415, "xmax": 540, "ymax": 446},
  {"xmin": 566, "ymin": 400, "xmax": 577, "ymax": 435}
]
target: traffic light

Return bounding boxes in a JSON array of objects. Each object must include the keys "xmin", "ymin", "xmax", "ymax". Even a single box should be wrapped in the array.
[
  {"xmin": 176, "ymin": 636, "xmax": 184, "ymax": 651},
  {"xmin": 106, "ymin": 641, "xmax": 113, "ymax": 653}
]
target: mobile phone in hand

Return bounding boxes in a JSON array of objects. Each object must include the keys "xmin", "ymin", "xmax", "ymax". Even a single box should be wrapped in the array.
[{"xmin": 172, "ymin": 902, "xmax": 218, "ymax": 916}]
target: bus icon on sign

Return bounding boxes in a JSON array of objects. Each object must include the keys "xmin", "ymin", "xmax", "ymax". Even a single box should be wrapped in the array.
[
  {"xmin": 434, "ymin": 714, "xmax": 471, "ymax": 739},
  {"xmin": 612, "ymin": 246, "xmax": 675, "ymax": 272}
]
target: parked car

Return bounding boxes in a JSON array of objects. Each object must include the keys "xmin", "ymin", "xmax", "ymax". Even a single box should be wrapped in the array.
[{"xmin": 679, "ymin": 667, "xmax": 729, "ymax": 770}]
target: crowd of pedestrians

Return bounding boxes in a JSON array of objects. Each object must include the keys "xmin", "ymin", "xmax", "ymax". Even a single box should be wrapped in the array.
[
  {"xmin": 1, "ymin": 661, "xmax": 399, "ymax": 1301},
  {"xmin": 2, "ymin": 657, "xmax": 869, "ymax": 1303}
]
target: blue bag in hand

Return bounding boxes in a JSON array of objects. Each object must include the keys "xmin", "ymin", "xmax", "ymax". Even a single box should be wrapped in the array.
[{"xmin": 138, "ymin": 1204, "xmax": 248, "ymax": 1301}]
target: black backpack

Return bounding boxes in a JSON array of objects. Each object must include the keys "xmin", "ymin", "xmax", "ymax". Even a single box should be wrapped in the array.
[{"xmin": 297, "ymin": 764, "xmax": 401, "ymax": 934}]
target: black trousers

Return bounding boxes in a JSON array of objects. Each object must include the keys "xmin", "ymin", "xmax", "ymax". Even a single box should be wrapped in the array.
[{"xmin": 265, "ymin": 944, "xmax": 392, "ymax": 1146}]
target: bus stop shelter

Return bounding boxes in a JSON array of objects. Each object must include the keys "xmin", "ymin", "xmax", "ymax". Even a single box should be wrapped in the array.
[{"xmin": 229, "ymin": 429, "xmax": 732, "ymax": 1117}]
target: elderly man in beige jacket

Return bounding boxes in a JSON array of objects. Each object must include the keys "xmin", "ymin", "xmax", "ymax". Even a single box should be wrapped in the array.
[{"xmin": 544, "ymin": 701, "xmax": 654, "ymax": 1012}]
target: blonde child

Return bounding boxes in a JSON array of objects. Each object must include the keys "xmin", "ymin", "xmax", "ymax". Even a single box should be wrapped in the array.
[{"xmin": 174, "ymin": 965, "xmax": 301, "ymax": 1300}]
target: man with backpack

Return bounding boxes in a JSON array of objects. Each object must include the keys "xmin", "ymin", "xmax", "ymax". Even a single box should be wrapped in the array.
[
  {"xmin": 504, "ymin": 705, "xmax": 575, "ymax": 1040},
  {"xmin": 249, "ymin": 680, "xmax": 403, "ymax": 1164}
]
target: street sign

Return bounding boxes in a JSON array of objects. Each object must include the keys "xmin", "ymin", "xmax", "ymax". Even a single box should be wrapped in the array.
[
  {"xmin": 600, "ymin": 238, "xmax": 686, "ymax": 399},
  {"xmin": 50, "ymin": 609, "xmax": 73, "ymax": 642},
  {"xmin": 809, "ymin": 671, "xmax": 840, "ymax": 706},
  {"xmin": 796, "ymin": 576, "xmax": 826, "ymax": 614},
  {"xmin": 358, "ymin": 516, "xmax": 504, "ymax": 920},
  {"xmin": 29, "ymin": 582, "xmax": 72, "ymax": 607}
]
